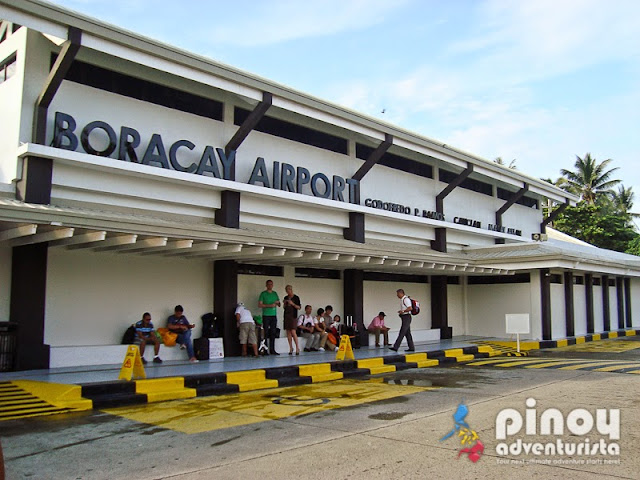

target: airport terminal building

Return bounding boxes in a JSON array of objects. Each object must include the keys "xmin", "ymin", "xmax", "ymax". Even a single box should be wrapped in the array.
[{"xmin": 1, "ymin": 0, "xmax": 639, "ymax": 371}]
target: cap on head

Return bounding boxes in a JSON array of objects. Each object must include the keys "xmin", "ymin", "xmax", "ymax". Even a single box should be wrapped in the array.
[{"xmin": 379, "ymin": 311, "xmax": 386, "ymax": 317}]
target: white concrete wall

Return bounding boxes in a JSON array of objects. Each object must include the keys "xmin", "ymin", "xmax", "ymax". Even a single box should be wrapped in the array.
[
  {"xmin": 573, "ymin": 284, "xmax": 587, "ymax": 336},
  {"xmin": 0, "ymin": 246, "xmax": 11, "ymax": 321},
  {"xmin": 44, "ymin": 248, "xmax": 213, "ymax": 346},
  {"xmin": 610, "ymin": 285, "xmax": 620, "ymax": 329},
  {"xmin": 550, "ymin": 284, "xmax": 566, "ymax": 339},
  {"xmin": 448, "ymin": 283, "xmax": 465, "ymax": 336},
  {"xmin": 238, "ymin": 268, "xmax": 343, "ymax": 329},
  {"xmin": 363, "ymin": 281, "xmax": 430, "ymax": 333},
  {"xmin": 632, "ymin": 278, "xmax": 640, "ymax": 328},
  {"xmin": 593, "ymin": 284, "xmax": 604, "ymax": 333},
  {"xmin": 466, "ymin": 282, "xmax": 533, "ymax": 339},
  {"xmin": 0, "ymin": 27, "xmax": 27, "ymax": 184}
]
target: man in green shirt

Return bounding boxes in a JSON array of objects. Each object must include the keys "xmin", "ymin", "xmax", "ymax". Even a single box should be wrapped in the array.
[{"xmin": 258, "ymin": 279, "xmax": 281, "ymax": 355}]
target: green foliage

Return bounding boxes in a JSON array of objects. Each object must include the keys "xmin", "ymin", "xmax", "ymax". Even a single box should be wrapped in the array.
[
  {"xmin": 559, "ymin": 153, "xmax": 620, "ymax": 204},
  {"xmin": 552, "ymin": 203, "xmax": 638, "ymax": 253},
  {"xmin": 626, "ymin": 236, "xmax": 640, "ymax": 257}
]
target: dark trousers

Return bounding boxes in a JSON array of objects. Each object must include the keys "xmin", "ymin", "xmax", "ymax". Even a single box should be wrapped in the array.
[
  {"xmin": 263, "ymin": 315, "xmax": 278, "ymax": 353},
  {"xmin": 393, "ymin": 314, "xmax": 414, "ymax": 350}
]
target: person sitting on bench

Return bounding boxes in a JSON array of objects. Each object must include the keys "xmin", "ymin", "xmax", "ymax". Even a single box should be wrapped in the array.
[{"xmin": 135, "ymin": 312, "xmax": 162, "ymax": 364}]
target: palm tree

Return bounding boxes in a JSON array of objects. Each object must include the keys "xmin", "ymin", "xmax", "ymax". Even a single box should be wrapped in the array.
[
  {"xmin": 494, "ymin": 157, "xmax": 517, "ymax": 169},
  {"xmin": 560, "ymin": 153, "xmax": 620, "ymax": 204},
  {"xmin": 611, "ymin": 185, "xmax": 639, "ymax": 219}
]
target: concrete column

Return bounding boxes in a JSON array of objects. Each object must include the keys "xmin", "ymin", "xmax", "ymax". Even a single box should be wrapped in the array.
[
  {"xmin": 343, "ymin": 269, "xmax": 366, "ymax": 346},
  {"xmin": 540, "ymin": 268, "xmax": 552, "ymax": 340},
  {"xmin": 214, "ymin": 260, "xmax": 239, "ymax": 356},
  {"xmin": 585, "ymin": 273, "xmax": 594, "ymax": 334},
  {"xmin": 431, "ymin": 275, "xmax": 451, "ymax": 339},
  {"xmin": 616, "ymin": 277, "xmax": 625, "ymax": 329},
  {"xmin": 10, "ymin": 244, "xmax": 50, "ymax": 370},
  {"xmin": 601, "ymin": 275, "xmax": 610, "ymax": 331},
  {"xmin": 564, "ymin": 271, "xmax": 575, "ymax": 337},
  {"xmin": 624, "ymin": 278, "xmax": 632, "ymax": 328}
]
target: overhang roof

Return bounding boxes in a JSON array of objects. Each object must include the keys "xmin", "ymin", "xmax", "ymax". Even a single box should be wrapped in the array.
[{"xmin": 1, "ymin": 198, "xmax": 638, "ymax": 277}]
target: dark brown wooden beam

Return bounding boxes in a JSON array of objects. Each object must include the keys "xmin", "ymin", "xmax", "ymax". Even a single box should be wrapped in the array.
[
  {"xmin": 431, "ymin": 164, "xmax": 473, "ymax": 252},
  {"xmin": 343, "ymin": 212, "xmax": 364, "ymax": 243},
  {"xmin": 34, "ymin": 26, "xmax": 82, "ymax": 144},
  {"xmin": 616, "ymin": 277, "xmax": 625, "ymax": 329},
  {"xmin": 352, "ymin": 134, "xmax": 393, "ymax": 182},
  {"xmin": 214, "ymin": 260, "xmax": 240, "ymax": 356},
  {"xmin": 541, "ymin": 199, "xmax": 570, "ymax": 233},
  {"xmin": 225, "ymin": 91, "xmax": 272, "ymax": 157},
  {"xmin": 495, "ymin": 184, "xmax": 529, "ymax": 245}
]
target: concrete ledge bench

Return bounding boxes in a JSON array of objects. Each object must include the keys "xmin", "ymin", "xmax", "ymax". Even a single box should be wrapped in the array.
[{"xmin": 50, "ymin": 344, "xmax": 193, "ymax": 368}]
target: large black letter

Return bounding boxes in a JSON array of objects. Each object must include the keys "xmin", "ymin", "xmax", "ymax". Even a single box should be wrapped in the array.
[
  {"xmin": 311, "ymin": 173, "xmax": 331, "ymax": 198},
  {"xmin": 216, "ymin": 148, "xmax": 235, "ymax": 181},
  {"xmin": 346, "ymin": 178, "xmax": 359, "ymax": 204},
  {"xmin": 169, "ymin": 140, "xmax": 197, "ymax": 173},
  {"xmin": 332, "ymin": 175, "xmax": 346, "ymax": 201},
  {"xmin": 248, "ymin": 157, "xmax": 270, "ymax": 187},
  {"xmin": 80, "ymin": 121, "xmax": 117, "ymax": 157},
  {"xmin": 281, "ymin": 163, "xmax": 295, "ymax": 192},
  {"xmin": 52, "ymin": 112, "xmax": 78, "ymax": 151},
  {"xmin": 197, "ymin": 146, "xmax": 222, "ymax": 178},
  {"xmin": 118, "ymin": 126, "xmax": 140, "ymax": 163},
  {"xmin": 296, "ymin": 167, "xmax": 310, "ymax": 193},
  {"xmin": 141, "ymin": 134, "xmax": 169, "ymax": 169}
]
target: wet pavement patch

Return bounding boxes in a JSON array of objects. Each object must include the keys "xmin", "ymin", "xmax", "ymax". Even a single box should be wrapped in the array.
[{"xmin": 368, "ymin": 412, "xmax": 410, "ymax": 421}]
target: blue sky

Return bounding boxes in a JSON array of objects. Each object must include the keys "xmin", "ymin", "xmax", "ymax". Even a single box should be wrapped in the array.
[{"xmin": 51, "ymin": 0, "xmax": 640, "ymax": 207}]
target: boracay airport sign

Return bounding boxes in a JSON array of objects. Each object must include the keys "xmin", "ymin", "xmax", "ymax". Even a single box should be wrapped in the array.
[{"xmin": 50, "ymin": 112, "xmax": 522, "ymax": 235}]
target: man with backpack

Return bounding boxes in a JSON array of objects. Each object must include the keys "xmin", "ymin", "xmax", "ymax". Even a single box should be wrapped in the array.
[{"xmin": 390, "ymin": 288, "xmax": 415, "ymax": 352}]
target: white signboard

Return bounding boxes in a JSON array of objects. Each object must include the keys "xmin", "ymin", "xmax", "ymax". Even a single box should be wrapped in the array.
[
  {"xmin": 209, "ymin": 338, "xmax": 224, "ymax": 359},
  {"xmin": 505, "ymin": 314, "xmax": 530, "ymax": 334}
]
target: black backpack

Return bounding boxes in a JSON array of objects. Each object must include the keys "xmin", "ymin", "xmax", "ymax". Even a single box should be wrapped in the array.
[
  {"xmin": 121, "ymin": 324, "xmax": 136, "ymax": 344},
  {"xmin": 201, "ymin": 313, "xmax": 219, "ymax": 338}
]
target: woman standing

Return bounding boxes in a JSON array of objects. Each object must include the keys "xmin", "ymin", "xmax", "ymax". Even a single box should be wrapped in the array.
[{"xmin": 283, "ymin": 284, "xmax": 302, "ymax": 355}]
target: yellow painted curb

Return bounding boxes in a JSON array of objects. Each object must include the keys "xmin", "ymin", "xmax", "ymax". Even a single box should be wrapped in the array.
[
  {"xmin": 226, "ymin": 370, "xmax": 269, "ymax": 384},
  {"xmin": 299, "ymin": 364, "xmax": 344, "ymax": 383},
  {"xmin": 135, "ymin": 377, "xmax": 196, "ymax": 403},
  {"xmin": 444, "ymin": 349, "xmax": 464, "ymax": 357},
  {"xmin": 625, "ymin": 330, "xmax": 636, "ymax": 336},
  {"xmin": 592, "ymin": 334, "xmax": 602, "ymax": 341},
  {"xmin": 609, "ymin": 332, "xmax": 619, "ymax": 338},
  {"xmin": 405, "ymin": 353, "xmax": 428, "ymax": 362},
  {"xmin": 12, "ymin": 380, "xmax": 92, "ymax": 410},
  {"xmin": 454, "ymin": 354, "xmax": 476, "ymax": 362},
  {"xmin": 309, "ymin": 373, "xmax": 344, "ymax": 383},
  {"xmin": 357, "ymin": 358, "xmax": 395, "ymax": 374},
  {"xmin": 556, "ymin": 339, "xmax": 568, "ymax": 347},
  {"xmin": 576, "ymin": 337, "xmax": 586, "ymax": 344},
  {"xmin": 226, "ymin": 370, "xmax": 278, "ymax": 392},
  {"xmin": 298, "ymin": 364, "xmax": 332, "ymax": 376},
  {"xmin": 416, "ymin": 359, "xmax": 440, "ymax": 368}
]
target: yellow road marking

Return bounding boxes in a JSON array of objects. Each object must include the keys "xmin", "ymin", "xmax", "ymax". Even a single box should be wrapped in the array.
[
  {"xmin": 556, "ymin": 362, "xmax": 630, "ymax": 370},
  {"xmin": 522, "ymin": 360, "xmax": 599, "ymax": 369},
  {"xmin": 103, "ymin": 379, "xmax": 434, "ymax": 434},
  {"xmin": 552, "ymin": 339, "xmax": 640, "ymax": 353},
  {"xmin": 591, "ymin": 364, "xmax": 640, "ymax": 372},
  {"xmin": 493, "ymin": 359, "xmax": 564, "ymax": 367}
]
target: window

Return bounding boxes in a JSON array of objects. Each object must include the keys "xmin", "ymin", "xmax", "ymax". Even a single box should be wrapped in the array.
[
  {"xmin": 573, "ymin": 276, "xmax": 584, "ymax": 285},
  {"xmin": 468, "ymin": 273, "xmax": 531, "ymax": 284},
  {"xmin": 237, "ymin": 264, "xmax": 284, "ymax": 276},
  {"xmin": 550, "ymin": 274, "xmax": 563, "ymax": 284},
  {"xmin": 363, "ymin": 272, "xmax": 429, "ymax": 283},
  {"xmin": 496, "ymin": 187, "xmax": 539, "ymax": 209},
  {"xmin": 235, "ymin": 107, "xmax": 348, "ymax": 154},
  {"xmin": 356, "ymin": 144, "xmax": 433, "ymax": 179},
  {"xmin": 61, "ymin": 57, "xmax": 223, "ymax": 121},
  {"xmin": 0, "ymin": 53, "xmax": 16, "ymax": 85},
  {"xmin": 295, "ymin": 268, "xmax": 341, "ymax": 279},
  {"xmin": 439, "ymin": 169, "xmax": 493, "ymax": 196},
  {"xmin": 593, "ymin": 277, "xmax": 601, "ymax": 286}
]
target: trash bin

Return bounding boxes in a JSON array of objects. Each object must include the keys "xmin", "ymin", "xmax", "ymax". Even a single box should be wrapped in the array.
[{"xmin": 0, "ymin": 322, "xmax": 18, "ymax": 372}]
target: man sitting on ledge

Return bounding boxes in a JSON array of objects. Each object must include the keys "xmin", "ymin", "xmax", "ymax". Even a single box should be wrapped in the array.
[
  {"xmin": 368, "ymin": 311, "xmax": 391, "ymax": 347},
  {"xmin": 167, "ymin": 305, "xmax": 198, "ymax": 363},
  {"xmin": 135, "ymin": 312, "xmax": 162, "ymax": 364}
]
